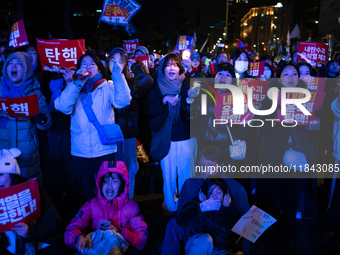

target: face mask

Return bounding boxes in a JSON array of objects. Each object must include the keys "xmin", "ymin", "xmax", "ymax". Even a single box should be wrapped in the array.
[
  {"xmin": 234, "ymin": 60, "xmax": 248, "ymax": 74},
  {"xmin": 263, "ymin": 70, "xmax": 272, "ymax": 79}
]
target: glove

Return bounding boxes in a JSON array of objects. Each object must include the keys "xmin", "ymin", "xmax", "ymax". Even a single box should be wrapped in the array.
[
  {"xmin": 200, "ymin": 197, "xmax": 222, "ymax": 212},
  {"xmin": 30, "ymin": 113, "xmax": 48, "ymax": 125}
]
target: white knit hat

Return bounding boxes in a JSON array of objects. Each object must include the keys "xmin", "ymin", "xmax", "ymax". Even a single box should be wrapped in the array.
[{"xmin": 0, "ymin": 148, "xmax": 21, "ymax": 175}]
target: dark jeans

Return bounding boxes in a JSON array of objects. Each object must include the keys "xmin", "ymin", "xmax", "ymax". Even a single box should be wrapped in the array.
[
  {"xmin": 73, "ymin": 153, "xmax": 115, "ymax": 202},
  {"xmin": 161, "ymin": 218, "xmax": 185, "ymax": 255}
]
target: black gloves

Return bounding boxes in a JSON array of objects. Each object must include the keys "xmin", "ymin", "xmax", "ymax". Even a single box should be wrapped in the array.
[{"xmin": 30, "ymin": 113, "xmax": 48, "ymax": 125}]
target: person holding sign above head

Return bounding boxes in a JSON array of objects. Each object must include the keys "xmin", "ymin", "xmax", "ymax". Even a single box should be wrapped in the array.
[
  {"xmin": 55, "ymin": 52, "xmax": 131, "ymax": 203},
  {"xmin": 0, "ymin": 148, "xmax": 68, "ymax": 255},
  {"xmin": 0, "ymin": 52, "xmax": 52, "ymax": 186},
  {"xmin": 64, "ymin": 161, "xmax": 148, "ymax": 254}
]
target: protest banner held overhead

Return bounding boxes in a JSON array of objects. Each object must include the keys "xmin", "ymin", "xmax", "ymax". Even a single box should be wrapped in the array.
[
  {"xmin": 124, "ymin": 39, "xmax": 139, "ymax": 53},
  {"xmin": 0, "ymin": 94, "xmax": 39, "ymax": 118},
  {"xmin": 8, "ymin": 20, "xmax": 29, "ymax": 49},
  {"xmin": 36, "ymin": 39, "xmax": 85, "ymax": 72},
  {"xmin": 0, "ymin": 179, "xmax": 41, "ymax": 232},
  {"xmin": 99, "ymin": 0, "xmax": 141, "ymax": 26},
  {"xmin": 297, "ymin": 42, "xmax": 328, "ymax": 65},
  {"xmin": 174, "ymin": 35, "xmax": 194, "ymax": 55}
]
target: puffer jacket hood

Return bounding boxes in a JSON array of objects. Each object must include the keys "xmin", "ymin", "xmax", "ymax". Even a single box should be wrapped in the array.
[
  {"xmin": 96, "ymin": 161, "xmax": 130, "ymax": 206},
  {"xmin": 2, "ymin": 52, "xmax": 33, "ymax": 84}
]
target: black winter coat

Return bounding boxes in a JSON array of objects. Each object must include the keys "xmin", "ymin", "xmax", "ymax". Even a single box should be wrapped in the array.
[
  {"xmin": 145, "ymin": 77, "xmax": 190, "ymax": 142},
  {"xmin": 115, "ymin": 61, "xmax": 154, "ymax": 139}
]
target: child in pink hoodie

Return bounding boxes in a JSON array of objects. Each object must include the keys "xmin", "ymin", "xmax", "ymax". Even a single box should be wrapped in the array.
[{"xmin": 64, "ymin": 161, "xmax": 148, "ymax": 253}]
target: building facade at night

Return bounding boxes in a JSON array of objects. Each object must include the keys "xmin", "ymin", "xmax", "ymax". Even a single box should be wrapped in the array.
[{"xmin": 240, "ymin": 6, "xmax": 282, "ymax": 56}]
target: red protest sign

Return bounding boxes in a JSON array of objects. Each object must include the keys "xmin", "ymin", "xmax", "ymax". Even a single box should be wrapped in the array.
[
  {"xmin": 277, "ymin": 89, "xmax": 326, "ymax": 126},
  {"xmin": 124, "ymin": 40, "xmax": 139, "ymax": 54},
  {"xmin": 237, "ymin": 40, "xmax": 256, "ymax": 57},
  {"xmin": 300, "ymin": 76, "xmax": 326, "ymax": 92},
  {"xmin": 0, "ymin": 179, "xmax": 41, "ymax": 232},
  {"xmin": 297, "ymin": 42, "xmax": 328, "ymax": 65},
  {"xmin": 0, "ymin": 94, "xmax": 39, "ymax": 118},
  {"xmin": 214, "ymin": 93, "xmax": 253, "ymax": 124},
  {"xmin": 247, "ymin": 61, "xmax": 265, "ymax": 78},
  {"xmin": 238, "ymin": 79, "xmax": 269, "ymax": 108},
  {"xmin": 36, "ymin": 39, "xmax": 85, "ymax": 72},
  {"xmin": 134, "ymin": 55, "xmax": 149, "ymax": 71},
  {"xmin": 9, "ymin": 20, "xmax": 29, "ymax": 49}
]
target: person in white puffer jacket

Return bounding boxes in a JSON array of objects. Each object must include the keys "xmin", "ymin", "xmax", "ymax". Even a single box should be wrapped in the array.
[{"xmin": 55, "ymin": 52, "xmax": 131, "ymax": 202}]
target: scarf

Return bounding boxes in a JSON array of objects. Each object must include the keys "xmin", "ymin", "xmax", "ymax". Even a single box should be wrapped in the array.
[
  {"xmin": 0, "ymin": 77, "xmax": 33, "ymax": 128},
  {"xmin": 82, "ymin": 72, "xmax": 104, "ymax": 93},
  {"xmin": 32, "ymin": 62, "xmax": 39, "ymax": 71},
  {"xmin": 157, "ymin": 56, "xmax": 184, "ymax": 96},
  {"xmin": 157, "ymin": 55, "xmax": 185, "ymax": 123}
]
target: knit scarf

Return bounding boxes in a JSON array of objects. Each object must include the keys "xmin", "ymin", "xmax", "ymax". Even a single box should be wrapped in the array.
[
  {"xmin": 82, "ymin": 73, "xmax": 104, "ymax": 93},
  {"xmin": 0, "ymin": 77, "xmax": 33, "ymax": 128},
  {"xmin": 157, "ymin": 56, "xmax": 185, "ymax": 123},
  {"xmin": 2, "ymin": 77, "xmax": 32, "ymax": 98}
]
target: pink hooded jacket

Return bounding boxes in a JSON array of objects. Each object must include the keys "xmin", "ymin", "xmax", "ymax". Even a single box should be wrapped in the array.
[{"xmin": 64, "ymin": 161, "xmax": 148, "ymax": 250}]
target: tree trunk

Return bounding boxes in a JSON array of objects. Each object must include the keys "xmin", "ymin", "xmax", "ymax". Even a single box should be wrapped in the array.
[{"xmin": 63, "ymin": 0, "xmax": 73, "ymax": 39}]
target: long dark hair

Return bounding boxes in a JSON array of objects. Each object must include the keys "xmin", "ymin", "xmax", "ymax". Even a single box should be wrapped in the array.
[
  {"xmin": 200, "ymin": 178, "xmax": 229, "ymax": 199},
  {"xmin": 77, "ymin": 52, "xmax": 109, "ymax": 80}
]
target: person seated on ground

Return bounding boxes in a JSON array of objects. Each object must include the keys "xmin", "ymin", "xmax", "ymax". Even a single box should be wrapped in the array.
[
  {"xmin": 64, "ymin": 161, "xmax": 148, "ymax": 254},
  {"xmin": 0, "ymin": 148, "xmax": 67, "ymax": 255},
  {"xmin": 161, "ymin": 146, "xmax": 250, "ymax": 255},
  {"xmin": 176, "ymin": 178, "xmax": 246, "ymax": 255}
]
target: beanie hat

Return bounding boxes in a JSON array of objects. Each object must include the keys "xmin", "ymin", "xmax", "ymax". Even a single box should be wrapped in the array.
[
  {"xmin": 109, "ymin": 47, "xmax": 128, "ymax": 58},
  {"xmin": 134, "ymin": 46, "xmax": 149, "ymax": 56},
  {"xmin": 0, "ymin": 148, "xmax": 21, "ymax": 175},
  {"xmin": 2, "ymin": 52, "xmax": 33, "ymax": 85},
  {"xmin": 190, "ymin": 52, "xmax": 200, "ymax": 61}
]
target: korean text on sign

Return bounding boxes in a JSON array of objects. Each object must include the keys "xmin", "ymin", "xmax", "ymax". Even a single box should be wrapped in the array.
[
  {"xmin": 231, "ymin": 205, "xmax": 277, "ymax": 243},
  {"xmin": 0, "ymin": 179, "xmax": 41, "ymax": 232},
  {"xmin": 0, "ymin": 94, "xmax": 39, "ymax": 118},
  {"xmin": 37, "ymin": 39, "xmax": 85, "ymax": 72}
]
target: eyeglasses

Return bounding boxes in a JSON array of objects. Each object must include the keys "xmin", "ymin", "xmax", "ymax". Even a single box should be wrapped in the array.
[
  {"xmin": 26, "ymin": 51, "xmax": 38, "ymax": 56},
  {"xmin": 81, "ymin": 62, "xmax": 97, "ymax": 68}
]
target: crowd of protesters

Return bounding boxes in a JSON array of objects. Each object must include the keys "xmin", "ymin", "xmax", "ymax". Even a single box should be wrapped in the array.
[{"xmin": 1, "ymin": 38, "xmax": 340, "ymax": 255}]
